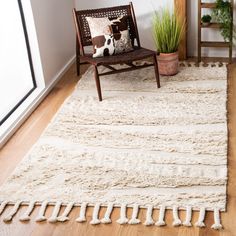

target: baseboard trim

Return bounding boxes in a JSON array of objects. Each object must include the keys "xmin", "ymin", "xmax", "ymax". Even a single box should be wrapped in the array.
[
  {"xmin": 44, "ymin": 54, "xmax": 76, "ymax": 94},
  {"xmin": 0, "ymin": 55, "xmax": 76, "ymax": 148}
]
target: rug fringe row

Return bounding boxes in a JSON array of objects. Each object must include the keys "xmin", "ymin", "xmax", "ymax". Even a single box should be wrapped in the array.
[
  {"xmin": 179, "ymin": 61, "xmax": 227, "ymax": 68},
  {"xmin": 133, "ymin": 60, "xmax": 227, "ymax": 68},
  {"xmin": 0, "ymin": 201, "xmax": 223, "ymax": 230}
]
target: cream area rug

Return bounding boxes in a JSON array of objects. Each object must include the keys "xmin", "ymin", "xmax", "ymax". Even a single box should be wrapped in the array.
[{"xmin": 0, "ymin": 62, "xmax": 227, "ymax": 229}]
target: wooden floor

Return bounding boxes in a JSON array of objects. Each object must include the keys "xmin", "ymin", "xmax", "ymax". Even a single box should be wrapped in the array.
[{"xmin": 0, "ymin": 61, "xmax": 236, "ymax": 236}]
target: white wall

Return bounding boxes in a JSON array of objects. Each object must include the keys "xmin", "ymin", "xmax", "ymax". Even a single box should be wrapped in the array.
[
  {"xmin": 187, "ymin": 0, "xmax": 236, "ymax": 57},
  {"xmin": 30, "ymin": 0, "xmax": 75, "ymax": 86},
  {"xmin": 75, "ymin": 0, "xmax": 173, "ymax": 51},
  {"xmin": 76, "ymin": 0, "xmax": 235, "ymax": 58}
]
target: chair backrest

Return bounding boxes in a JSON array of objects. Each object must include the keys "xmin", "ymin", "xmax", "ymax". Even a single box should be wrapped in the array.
[{"xmin": 73, "ymin": 2, "xmax": 141, "ymax": 56}]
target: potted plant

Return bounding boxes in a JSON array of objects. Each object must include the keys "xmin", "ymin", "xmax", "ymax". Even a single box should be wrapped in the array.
[
  {"xmin": 201, "ymin": 14, "xmax": 212, "ymax": 26},
  {"xmin": 212, "ymin": 0, "xmax": 234, "ymax": 42},
  {"xmin": 153, "ymin": 9, "xmax": 185, "ymax": 76}
]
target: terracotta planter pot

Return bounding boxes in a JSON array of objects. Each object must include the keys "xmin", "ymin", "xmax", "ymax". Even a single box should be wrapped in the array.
[{"xmin": 157, "ymin": 51, "xmax": 179, "ymax": 76}]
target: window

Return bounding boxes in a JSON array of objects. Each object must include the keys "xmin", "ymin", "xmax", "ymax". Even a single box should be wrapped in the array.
[{"xmin": 0, "ymin": 0, "xmax": 36, "ymax": 125}]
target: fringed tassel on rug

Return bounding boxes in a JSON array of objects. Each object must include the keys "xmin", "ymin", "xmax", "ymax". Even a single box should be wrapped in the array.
[
  {"xmin": 195, "ymin": 207, "xmax": 206, "ymax": 228},
  {"xmin": 0, "ymin": 201, "xmax": 8, "ymax": 216},
  {"xmin": 210, "ymin": 62, "xmax": 216, "ymax": 67},
  {"xmin": 211, "ymin": 208, "xmax": 223, "ymax": 230},
  {"xmin": 179, "ymin": 61, "xmax": 188, "ymax": 67},
  {"xmin": 90, "ymin": 203, "xmax": 101, "ymax": 225},
  {"xmin": 199, "ymin": 62, "xmax": 205, "ymax": 67},
  {"xmin": 3, "ymin": 201, "xmax": 21, "ymax": 222},
  {"xmin": 144, "ymin": 205, "xmax": 154, "ymax": 226},
  {"xmin": 19, "ymin": 201, "xmax": 36, "ymax": 221},
  {"xmin": 48, "ymin": 201, "xmax": 62, "ymax": 223},
  {"xmin": 101, "ymin": 203, "xmax": 113, "ymax": 224},
  {"xmin": 116, "ymin": 203, "xmax": 129, "ymax": 225},
  {"xmin": 222, "ymin": 62, "xmax": 227, "ymax": 67},
  {"xmin": 57, "ymin": 202, "xmax": 74, "ymax": 222},
  {"xmin": 183, "ymin": 206, "xmax": 192, "ymax": 227},
  {"xmin": 35, "ymin": 200, "xmax": 48, "ymax": 222},
  {"xmin": 172, "ymin": 206, "xmax": 182, "ymax": 227},
  {"xmin": 155, "ymin": 205, "xmax": 166, "ymax": 226},
  {"xmin": 128, "ymin": 204, "xmax": 140, "ymax": 225},
  {"xmin": 187, "ymin": 62, "xmax": 196, "ymax": 67},
  {"xmin": 76, "ymin": 202, "xmax": 87, "ymax": 223}
]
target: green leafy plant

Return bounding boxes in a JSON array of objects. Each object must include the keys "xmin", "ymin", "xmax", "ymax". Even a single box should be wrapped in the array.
[
  {"xmin": 153, "ymin": 8, "xmax": 185, "ymax": 54},
  {"xmin": 201, "ymin": 14, "xmax": 212, "ymax": 23},
  {"xmin": 212, "ymin": 0, "xmax": 234, "ymax": 42}
]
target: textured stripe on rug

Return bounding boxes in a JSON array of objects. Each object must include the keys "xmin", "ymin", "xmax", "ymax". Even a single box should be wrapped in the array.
[{"xmin": 0, "ymin": 61, "xmax": 228, "ymax": 229}]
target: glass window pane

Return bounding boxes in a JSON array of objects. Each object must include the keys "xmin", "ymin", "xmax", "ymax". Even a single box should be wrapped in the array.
[{"xmin": 0, "ymin": 1, "xmax": 35, "ymax": 122}]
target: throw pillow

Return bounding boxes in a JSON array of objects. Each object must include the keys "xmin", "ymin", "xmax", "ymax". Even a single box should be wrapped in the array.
[{"xmin": 86, "ymin": 16, "xmax": 133, "ymax": 58}]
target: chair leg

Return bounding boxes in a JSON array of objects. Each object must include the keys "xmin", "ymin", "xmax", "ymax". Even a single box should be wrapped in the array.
[
  {"xmin": 153, "ymin": 55, "xmax": 161, "ymax": 88},
  {"xmin": 76, "ymin": 56, "xmax": 80, "ymax": 76},
  {"xmin": 76, "ymin": 38, "xmax": 80, "ymax": 76},
  {"xmin": 94, "ymin": 66, "xmax": 102, "ymax": 101}
]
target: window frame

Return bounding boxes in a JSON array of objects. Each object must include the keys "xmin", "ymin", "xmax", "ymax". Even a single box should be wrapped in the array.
[{"xmin": 0, "ymin": 0, "xmax": 37, "ymax": 126}]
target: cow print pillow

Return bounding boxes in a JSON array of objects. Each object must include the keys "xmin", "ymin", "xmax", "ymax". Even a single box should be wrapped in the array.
[{"xmin": 86, "ymin": 16, "xmax": 133, "ymax": 58}]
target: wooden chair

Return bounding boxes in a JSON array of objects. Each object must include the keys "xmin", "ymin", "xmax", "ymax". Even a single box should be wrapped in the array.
[{"xmin": 73, "ymin": 2, "xmax": 160, "ymax": 101}]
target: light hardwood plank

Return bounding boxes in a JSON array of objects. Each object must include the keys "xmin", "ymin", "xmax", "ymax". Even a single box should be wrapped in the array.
[{"xmin": 174, "ymin": 0, "xmax": 187, "ymax": 60}]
